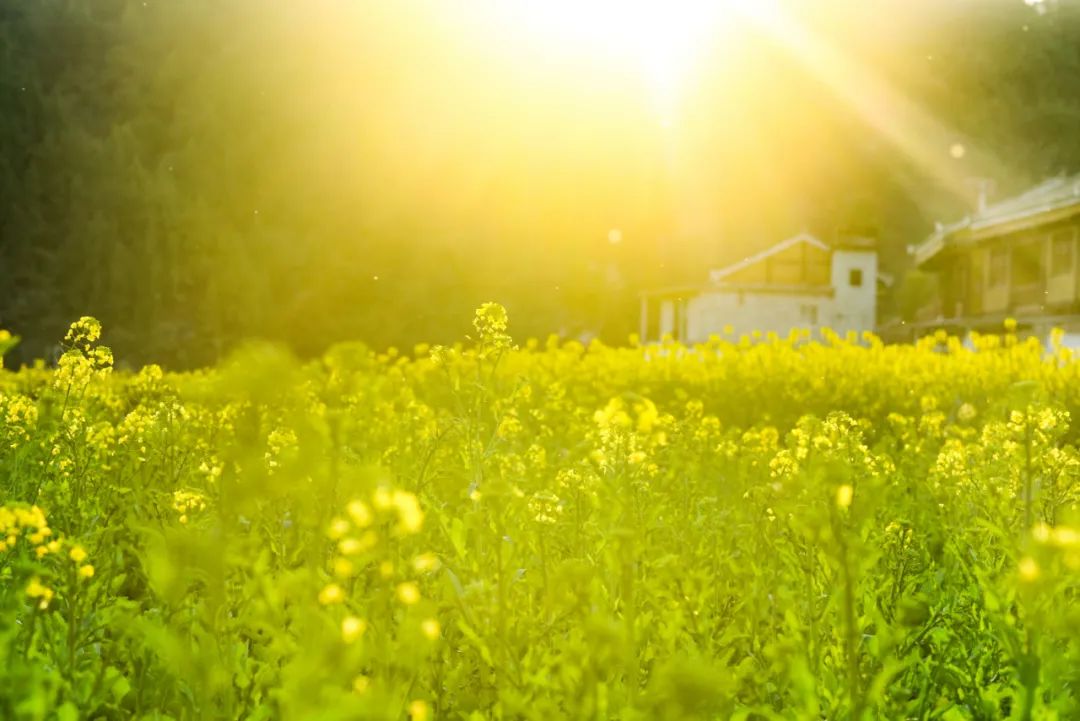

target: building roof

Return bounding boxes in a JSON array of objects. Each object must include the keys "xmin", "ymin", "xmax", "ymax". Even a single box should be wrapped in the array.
[
  {"xmin": 639, "ymin": 282, "xmax": 835, "ymax": 299},
  {"xmin": 914, "ymin": 173, "xmax": 1080, "ymax": 266},
  {"xmin": 708, "ymin": 232, "xmax": 829, "ymax": 283},
  {"xmin": 640, "ymin": 230, "xmax": 876, "ymax": 299}
]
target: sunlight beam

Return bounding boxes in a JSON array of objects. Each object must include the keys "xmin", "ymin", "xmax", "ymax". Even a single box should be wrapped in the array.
[
  {"xmin": 731, "ymin": 0, "xmax": 1008, "ymax": 202},
  {"xmin": 489, "ymin": 0, "xmax": 730, "ymax": 119}
]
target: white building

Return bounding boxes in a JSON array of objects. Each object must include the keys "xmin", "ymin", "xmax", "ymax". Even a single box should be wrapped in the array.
[{"xmin": 639, "ymin": 232, "xmax": 878, "ymax": 342}]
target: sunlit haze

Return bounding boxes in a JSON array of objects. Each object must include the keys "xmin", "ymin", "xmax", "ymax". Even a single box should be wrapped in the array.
[
  {"xmin": 485, "ymin": 0, "xmax": 732, "ymax": 119},
  {"xmin": 4, "ymin": 2, "xmax": 1080, "ymax": 717},
  {"xmin": 1, "ymin": 0, "xmax": 1072, "ymax": 361}
]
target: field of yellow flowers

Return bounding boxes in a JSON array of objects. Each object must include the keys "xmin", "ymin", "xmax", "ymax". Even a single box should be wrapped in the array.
[{"xmin": 1, "ymin": 307, "xmax": 1079, "ymax": 720}]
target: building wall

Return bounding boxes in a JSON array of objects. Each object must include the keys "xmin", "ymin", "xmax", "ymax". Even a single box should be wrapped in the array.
[
  {"xmin": 980, "ymin": 243, "xmax": 1011, "ymax": 313},
  {"xmin": 647, "ymin": 246, "xmax": 878, "ymax": 342},
  {"xmin": 659, "ymin": 300, "xmax": 676, "ymax": 337},
  {"xmin": 830, "ymin": 249, "xmax": 877, "ymax": 333},
  {"xmin": 684, "ymin": 291, "xmax": 832, "ymax": 342},
  {"xmin": 967, "ymin": 249, "xmax": 986, "ymax": 315},
  {"xmin": 960, "ymin": 222, "xmax": 1080, "ymax": 315},
  {"xmin": 721, "ymin": 242, "xmax": 832, "ymax": 285},
  {"xmin": 1045, "ymin": 225, "xmax": 1078, "ymax": 306}
]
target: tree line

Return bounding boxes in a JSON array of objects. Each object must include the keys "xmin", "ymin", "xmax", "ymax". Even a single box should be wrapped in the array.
[{"xmin": 1, "ymin": 0, "xmax": 1078, "ymax": 366}]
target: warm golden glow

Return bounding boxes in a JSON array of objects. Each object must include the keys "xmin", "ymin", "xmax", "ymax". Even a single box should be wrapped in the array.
[
  {"xmin": 45, "ymin": 0, "xmax": 995, "ymax": 360},
  {"xmin": 732, "ymin": 0, "xmax": 997, "ymax": 201},
  {"xmin": 485, "ymin": 0, "xmax": 731, "ymax": 118}
]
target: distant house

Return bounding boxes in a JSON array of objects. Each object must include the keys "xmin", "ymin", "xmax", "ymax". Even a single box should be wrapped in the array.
[
  {"xmin": 639, "ymin": 232, "xmax": 878, "ymax": 342},
  {"xmin": 911, "ymin": 174, "xmax": 1080, "ymax": 339}
]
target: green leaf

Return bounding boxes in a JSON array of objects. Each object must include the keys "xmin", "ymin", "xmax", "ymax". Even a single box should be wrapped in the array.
[{"xmin": 56, "ymin": 702, "xmax": 79, "ymax": 721}]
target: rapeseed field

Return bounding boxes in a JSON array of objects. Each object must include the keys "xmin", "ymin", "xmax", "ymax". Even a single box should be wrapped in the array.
[{"xmin": 1, "ymin": 307, "xmax": 1078, "ymax": 720}]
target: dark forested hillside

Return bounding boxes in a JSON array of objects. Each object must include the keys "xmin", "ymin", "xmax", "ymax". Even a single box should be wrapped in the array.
[{"xmin": 2, "ymin": 0, "xmax": 1078, "ymax": 366}]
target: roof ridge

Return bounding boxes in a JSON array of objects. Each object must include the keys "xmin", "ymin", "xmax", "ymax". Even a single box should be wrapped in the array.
[
  {"xmin": 709, "ymin": 233, "xmax": 829, "ymax": 283},
  {"xmin": 915, "ymin": 172, "xmax": 1080, "ymax": 265}
]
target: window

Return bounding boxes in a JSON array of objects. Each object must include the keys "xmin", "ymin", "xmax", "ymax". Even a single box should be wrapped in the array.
[
  {"xmin": 1011, "ymin": 240, "xmax": 1042, "ymax": 287},
  {"xmin": 1051, "ymin": 228, "xmax": 1075, "ymax": 277},
  {"xmin": 951, "ymin": 258, "xmax": 968, "ymax": 317},
  {"xmin": 988, "ymin": 247, "xmax": 1008, "ymax": 287},
  {"xmin": 849, "ymin": 268, "xmax": 863, "ymax": 287}
]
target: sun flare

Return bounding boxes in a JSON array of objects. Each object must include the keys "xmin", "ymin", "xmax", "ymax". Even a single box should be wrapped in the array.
[{"xmin": 493, "ymin": 0, "xmax": 731, "ymax": 114}]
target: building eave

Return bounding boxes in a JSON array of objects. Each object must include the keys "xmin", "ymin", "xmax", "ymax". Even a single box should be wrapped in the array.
[
  {"xmin": 967, "ymin": 199, "xmax": 1080, "ymax": 240},
  {"xmin": 640, "ymin": 283, "xmax": 836, "ymax": 299},
  {"xmin": 913, "ymin": 233, "xmax": 948, "ymax": 266},
  {"xmin": 712, "ymin": 283, "xmax": 835, "ymax": 297},
  {"xmin": 914, "ymin": 180, "xmax": 1080, "ymax": 268},
  {"xmin": 913, "ymin": 218, "xmax": 972, "ymax": 267}
]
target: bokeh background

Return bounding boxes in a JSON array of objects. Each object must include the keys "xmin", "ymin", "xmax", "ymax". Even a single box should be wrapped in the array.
[{"xmin": 2, "ymin": 0, "xmax": 1078, "ymax": 366}]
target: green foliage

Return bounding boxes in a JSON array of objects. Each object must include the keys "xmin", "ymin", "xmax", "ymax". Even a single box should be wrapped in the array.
[
  {"xmin": 1, "ymin": 309, "xmax": 1080, "ymax": 719},
  {"xmin": 897, "ymin": 269, "xmax": 938, "ymax": 321}
]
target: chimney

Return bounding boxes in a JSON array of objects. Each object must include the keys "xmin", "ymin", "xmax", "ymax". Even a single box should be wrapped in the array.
[
  {"xmin": 834, "ymin": 226, "xmax": 878, "ymax": 251},
  {"xmin": 966, "ymin": 177, "xmax": 996, "ymax": 214}
]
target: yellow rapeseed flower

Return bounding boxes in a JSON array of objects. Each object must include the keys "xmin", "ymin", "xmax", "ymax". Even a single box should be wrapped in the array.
[
  {"xmin": 319, "ymin": 583, "xmax": 345, "ymax": 605},
  {"xmin": 407, "ymin": 699, "xmax": 430, "ymax": 721},
  {"xmin": 26, "ymin": 577, "xmax": 54, "ymax": 609},
  {"xmin": 396, "ymin": 582, "xmax": 420, "ymax": 605},
  {"xmin": 420, "ymin": 618, "xmax": 441, "ymax": 640},
  {"xmin": 78, "ymin": 564, "xmax": 95, "ymax": 579},
  {"xmin": 69, "ymin": 545, "xmax": 88, "ymax": 563},
  {"xmin": 357, "ymin": 531, "xmax": 379, "ymax": 552},
  {"xmin": 393, "ymin": 490, "xmax": 424, "ymax": 534},
  {"xmin": 347, "ymin": 500, "xmax": 373, "ymax": 528},
  {"xmin": 328, "ymin": 517, "xmax": 351, "ymax": 539},
  {"xmin": 332, "ymin": 557, "xmax": 355, "ymax": 578},
  {"xmin": 341, "ymin": 615, "xmax": 367, "ymax": 643},
  {"xmin": 835, "ymin": 484, "xmax": 854, "ymax": 509},
  {"xmin": 1052, "ymin": 527, "xmax": 1079, "ymax": 547},
  {"xmin": 1018, "ymin": 556, "xmax": 1039, "ymax": 582},
  {"xmin": 338, "ymin": 538, "xmax": 362, "ymax": 556},
  {"xmin": 372, "ymin": 487, "xmax": 394, "ymax": 511},
  {"xmin": 412, "ymin": 552, "xmax": 441, "ymax": 573}
]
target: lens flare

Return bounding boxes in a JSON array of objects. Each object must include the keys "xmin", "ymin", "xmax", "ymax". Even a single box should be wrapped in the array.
[{"xmin": 490, "ymin": 0, "xmax": 730, "ymax": 116}]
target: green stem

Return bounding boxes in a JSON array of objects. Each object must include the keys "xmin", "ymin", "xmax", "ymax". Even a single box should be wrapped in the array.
[
  {"xmin": 1023, "ymin": 419, "xmax": 1034, "ymax": 532},
  {"xmin": 836, "ymin": 515, "xmax": 863, "ymax": 719},
  {"xmin": 67, "ymin": 564, "xmax": 79, "ymax": 680},
  {"xmin": 1020, "ymin": 627, "xmax": 1039, "ymax": 721}
]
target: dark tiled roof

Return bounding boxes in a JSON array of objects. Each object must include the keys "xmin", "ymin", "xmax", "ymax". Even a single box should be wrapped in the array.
[{"xmin": 915, "ymin": 174, "xmax": 1080, "ymax": 264}]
